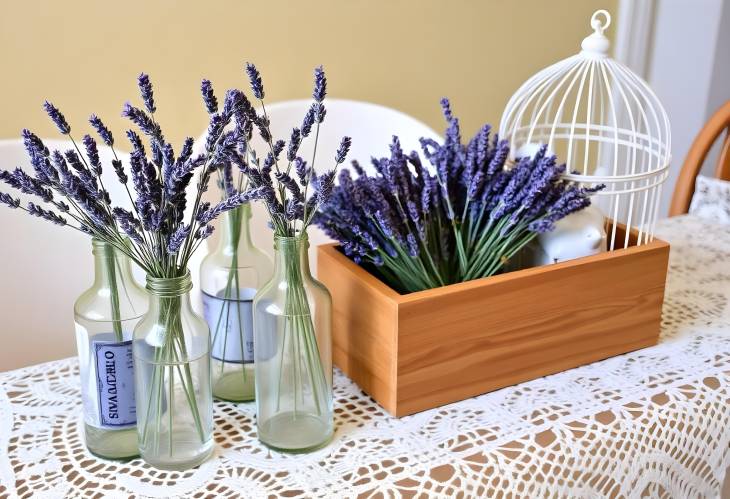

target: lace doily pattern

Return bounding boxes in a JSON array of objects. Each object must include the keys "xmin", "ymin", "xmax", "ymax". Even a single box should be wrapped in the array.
[{"xmin": 1, "ymin": 215, "xmax": 729, "ymax": 498}]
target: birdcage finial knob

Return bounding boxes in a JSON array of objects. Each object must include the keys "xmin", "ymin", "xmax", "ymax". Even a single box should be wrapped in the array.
[
  {"xmin": 581, "ymin": 9, "xmax": 611, "ymax": 56},
  {"xmin": 590, "ymin": 10, "xmax": 611, "ymax": 34}
]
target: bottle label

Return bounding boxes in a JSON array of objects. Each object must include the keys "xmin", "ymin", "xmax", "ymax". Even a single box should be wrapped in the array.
[
  {"xmin": 93, "ymin": 338, "xmax": 136, "ymax": 428},
  {"xmin": 203, "ymin": 287, "xmax": 257, "ymax": 364}
]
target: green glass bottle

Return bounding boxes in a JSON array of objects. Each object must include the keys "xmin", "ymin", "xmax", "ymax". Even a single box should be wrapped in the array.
[
  {"xmin": 253, "ymin": 234, "xmax": 334, "ymax": 452},
  {"xmin": 200, "ymin": 203, "xmax": 273, "ymax": 402},
  {"xmin": 74, "ymin": 238, "xmax": 147, "ymax": 459}
]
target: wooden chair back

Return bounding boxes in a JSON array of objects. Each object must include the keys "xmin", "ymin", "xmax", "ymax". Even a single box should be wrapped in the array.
[{"xmin": 669, "ymin": 100, "xmax": 730, "ymax": 216}]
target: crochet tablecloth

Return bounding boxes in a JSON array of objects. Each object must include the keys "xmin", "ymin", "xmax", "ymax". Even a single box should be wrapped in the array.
[{"xmin": 1, "ymin": 215, "xmax": 729, "ymax": 498}]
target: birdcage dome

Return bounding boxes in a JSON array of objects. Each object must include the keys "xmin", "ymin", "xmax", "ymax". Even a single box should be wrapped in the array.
[{"xmin": 498, "ymin": 10, "xmax": 671, "ymax": 250}]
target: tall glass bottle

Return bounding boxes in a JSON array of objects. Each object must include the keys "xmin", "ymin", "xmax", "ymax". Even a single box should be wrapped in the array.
[
  {"xmin": 74, "ymin": 238, "xmax": 147, "ymax": 459},
  {"xmin": 200, "ymin": 203, "xmax": 273, "ymax": 402},
  {"xmin": 133, "ymin": 272, "xmax": 214, "ymax": 470},
  {"xmin": 253, "ymin": 234, "xmax": 333, "ymax": 453}
]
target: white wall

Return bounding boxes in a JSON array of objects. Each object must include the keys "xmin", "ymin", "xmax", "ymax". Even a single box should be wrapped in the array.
[{"xmin": 645, "ymin": 0, "xmax": 730, "ymax": 214}]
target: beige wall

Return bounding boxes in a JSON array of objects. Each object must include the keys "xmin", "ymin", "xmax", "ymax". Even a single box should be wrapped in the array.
[
  {"xmin": 0, "ymin": 0, "xmax": 615, "ymax": 370},
  {"xmin": 0, "ymin": 0, "xmax": 614, "ymax": 143}
]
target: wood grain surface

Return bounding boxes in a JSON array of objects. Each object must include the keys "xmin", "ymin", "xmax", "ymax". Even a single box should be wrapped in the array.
[{"xmin": 318, "ymin": 228, "xmax": 670, "ymax": 417}]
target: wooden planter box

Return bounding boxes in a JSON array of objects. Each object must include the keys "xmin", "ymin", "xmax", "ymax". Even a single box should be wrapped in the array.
[{"xmin": 317, "ymin": 226, "xmax": 670, "ymax": 417}]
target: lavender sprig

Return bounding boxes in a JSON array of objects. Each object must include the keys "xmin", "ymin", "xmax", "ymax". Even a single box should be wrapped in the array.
[
  {"xmin": 0, "ymin": 192, "xmax": 20, "ymax": 209},
  {"xmin": 200, "ymin": 79, "xmax": 218, "ymax": 114},
  {"xmin": 28, "ymin": 202, "xmax": 66, "ymax": 226},
  {"xmin": 138, "ymin": 73, "xmax": 156, "ymax": 114},
  {"xmin": 245, "ymin": 62, "xmax": 264, "ymax": 100},
  {"xmin": 313, "ymin": 66, "xmax": 326, "ymax": 102},
  {"xmin": 89, "ymin": 115, "xmax": 114, "ymax": 146},
  {"xmin": 43, "ymin": 101, "xmax": 70, "ymax": 135}
]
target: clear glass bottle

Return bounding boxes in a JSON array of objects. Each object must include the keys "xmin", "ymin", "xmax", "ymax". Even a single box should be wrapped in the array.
[
  {"xmin": 74, "ymin": 238, "xmax": 147, "ymax": 460},
  {"xmin": 201, "ymin": 204, "xmax": 273, "ymax": 402},
  {"xmin": 253, "ymin": 234, "xmax": 333, "ymax": 453},
  {"xmin": 133, "ymin": 272, "xmax": 214, "ymax": 470}
]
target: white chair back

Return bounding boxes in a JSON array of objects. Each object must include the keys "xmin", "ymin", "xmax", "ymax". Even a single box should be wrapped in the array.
[{"xmin": 199, "ymin": 99, "xmax": 441, "ymax": 274}]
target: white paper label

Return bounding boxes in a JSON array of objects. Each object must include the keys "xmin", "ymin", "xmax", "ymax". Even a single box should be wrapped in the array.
[
  {"xmin": 93, "ymin": 337, "xmax": 136, "ymax": 428},
  {"xmin": 203, "ymin": 287, "xmax": 257, "ymax": 364}
]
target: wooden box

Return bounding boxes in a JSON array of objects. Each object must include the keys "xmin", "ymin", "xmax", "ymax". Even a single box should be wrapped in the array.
[{"xmin": 317, "ymin": 226, "xmax": 670, "ymax": 417}]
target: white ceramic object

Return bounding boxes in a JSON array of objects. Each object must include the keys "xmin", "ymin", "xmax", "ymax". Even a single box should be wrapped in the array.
[
  {"xmin": 534, "ymin": 205, "xmax": 607, "ymax": 266},
  {"xmin": 499, "ymin": 9, "xmax": 671, "ymax": 250}
]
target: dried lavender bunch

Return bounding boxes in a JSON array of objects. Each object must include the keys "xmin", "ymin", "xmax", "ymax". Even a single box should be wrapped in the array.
[
  {"xmin": 216, "ymin": 63, "xmax": 351, "ymax": 238},
  {"xmin": 315, "ymin": 98, "xmax": 603, "ymax": 293},
  {"xmin": 0, "ymin": 70, "xmax": 280, "ymax": 456},
  {"xmin": 0, "ymin": 72, "xmax": 260, "ymax": 279}
]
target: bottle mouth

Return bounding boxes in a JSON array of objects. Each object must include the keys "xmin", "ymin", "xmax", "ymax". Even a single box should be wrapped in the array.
[
  {"xmin": 274, "ymin": 233, "xmax": 309, "ymax": 250},
  {"xmin": 146, "ymin": 271, "xmax": 193, "ymax": 297},
  {"xmin": 91, "ymin": 237, "xmax": 116, "ymax": 257}
]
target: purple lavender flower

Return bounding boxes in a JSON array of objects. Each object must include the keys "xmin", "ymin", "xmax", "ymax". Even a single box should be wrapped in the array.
[
  {"xmin": 221, "ymin": 162, "xmax": 236, "ymax": 198},
  {"xmin": 313, "ymin": 66, "xmax": 326, "ymax": 102},
  {"xmin": 302, "ymin": 104, "xmax": 316, "ymax": 137},
  {"xmin": 488, "ymin": 139, "xmax": 509, "ymax": 175},
  {"xmin": 315, "ymin": 170, "xmax": 336, "ymax": 205},
  {"xmin": 195, "ymin": 224, "xmax": 215, "ymax": 240},
  {"xmin": 89, "ymin": 115, "xmax": 114, "ymax": 146},
  {"xmin": 335, "ymin": 136, "xmax": 352, "ymax": 164},
  {"xmin": 407, "ymin": 200, "xmax": 425, "ymax": 240},
  {"xmin": 22, "ymin": 129, "xmax": 48, "ymax": 157},
  {"xmin": 178, "ymin": 137, "xmax": 194, "ymax": 166},
  {"xmin": 43, "ymin": 101, "xmax": 70, "ymax": 135},
  {"xmin": 205, "ymin": 114, "xmax": 226, "ymax": 152},
  {"xmin": 0, "ymin": 192, "xmax": 20, "ymax": 209},
  {"xmin": 197, "ymin": 187, "xmax": 267, "ymax": 224},
  {"xmin": 137, "ymin": 73, "xmax": 156, "ymax": 114},
  {"xmin": 314, "ymin": 102, "xmax": 326, "ymax": 124},
  {"xmin": 113, "ymin": 207, "xmax": 144, "ymax": 243},
  {"xmin": 275, "ymin": 171, "xmax": 303, "ymax": 202},
  {"xmin": 245, "ymin": 62, "xmax": 265, "ymax": 99},
  {"xmin": 294, "ymin": 157, "xmax": 308, "ymax": 184},
  {"xmin": 475, "ymin": 124, "xmax": 491, "ymax": 168},
  {"xmin": 440, "ymin": 97, "xmax": 453, "ymax": 121},
  {"xmin": 167, "ymin": 224, "xmax": 190, "ymax": 253},
  {"xmin": 64, "ymin": 150, "xmax": 98, "ymax": 194},
  {"xmin": 126, "ymin": 129, "xmax": 145, "ymax": 155},
  {"xmin": 255, "ymin": 115, "xmax": 272, "ymax": 143},
  {"xmin": 22, "ymin": 130, "xmax": 56, "ymax": 184},
  {"xmin": 200, "ymin": 79, "xmax": 218, "ymax": 113},
  {"xmin": 223, "ymin": 89, "xmax": 245, "ymax": 118},
  {"xmin": 351, "ymin": 159, "xmax": 365, "ymax": 177},
  {"xmin": 375, "ymin": 210, "xmax": 395, "ymax": 239},
  {"xmin": 284, "ymin": 199, "xmax": 304, "ymax": 221},
  {"xmin": 406, "ymin": 233, "xmax": 419, "ymax": 257},
  {"xmin": 122, "ymin": 102, "xmax": 162, "ymax": 140},
  {"xmin": 28, "ymin": 202, "xmax": 66, "ymax": 226},
  {"xmin": 82, "ymin": 135, "xmax": 102, "ymax": 175},
  {"xmin": 287, "ymin": 128, "xmax": 302, "ymax": 162},
  {"xmin": 11, "ymin": 168, "xmax": 53, "ymax": 202}
]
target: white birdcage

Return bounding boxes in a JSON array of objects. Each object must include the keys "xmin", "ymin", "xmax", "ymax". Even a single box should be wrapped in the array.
[{"xmin": 499, "ymin": 10, "xmax": 671, "ymax": 250}]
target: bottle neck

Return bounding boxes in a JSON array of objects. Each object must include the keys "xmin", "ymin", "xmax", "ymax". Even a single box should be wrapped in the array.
[
  {"xmin": 216, "ymin": 204, "xmax": 254, "ymax": 255},
  {"xmin": 272, "ymin": 235, "xmax": 312, "ymax": 280},
  {"xmin": 91, "ymin": 238, "xmax": 135, "ymax": 290},
  {"xmin": 145, "ymin": 272, "xmax": 194, "ymax": 310}
]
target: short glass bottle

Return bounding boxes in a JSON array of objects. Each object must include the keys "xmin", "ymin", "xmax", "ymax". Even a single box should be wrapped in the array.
[
  {"xmin": 201, "ymin": 204, "xmax": 273, "ymax": 402},
  {"xmin": 74, "ymin": 238, "xmax": 147, "ymax": 460},
  {"xmin": 133, "ymin": 272, "xmax": 214, "ymax": 470},
  {"xmin": 253, "ymin": 234, "xmax": 334, "ymax": 453}
]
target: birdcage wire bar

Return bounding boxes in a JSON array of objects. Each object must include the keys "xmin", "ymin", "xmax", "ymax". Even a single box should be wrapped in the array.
[{"xmin": 499, "ymin": 10, "xmax": 671, "ymax": 250}]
